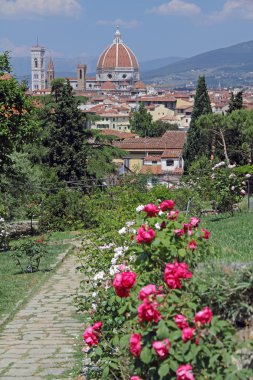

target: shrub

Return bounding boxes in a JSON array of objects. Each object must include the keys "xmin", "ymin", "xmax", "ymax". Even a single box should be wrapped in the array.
[
  {"xmin": 78, "ymin": 200, "xmax": 252, "ymax": 379},
  {"xmin": 0, "ymin": 216, "xmax": 9, "ymax": 251},
  {"xmin": 39, "ymin": 189, "xmax": 85, "ymax": 231},
  {"xmin": 10, "ymin": 237, "xmax": 47, "ymax": 273}
]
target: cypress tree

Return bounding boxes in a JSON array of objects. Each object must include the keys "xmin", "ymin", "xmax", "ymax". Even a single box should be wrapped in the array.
[
  {"xmin": 183, "ymin": 75, "xmax": 212, "ymax": 170},
  {"xmin": 228, "ymin": 91, "xmax": 243, "ymax": 114},
  {"xmin": 44, "ymin": 80, "xmax": 88, "ymax": 183}
]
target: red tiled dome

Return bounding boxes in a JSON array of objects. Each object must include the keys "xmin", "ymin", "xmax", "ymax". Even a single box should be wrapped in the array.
[{"xmin": 97, "ymin": 29, "xmax": 139, "ymax": 70}]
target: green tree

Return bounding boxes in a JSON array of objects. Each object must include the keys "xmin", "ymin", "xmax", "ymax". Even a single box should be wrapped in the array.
[
  {"xmin": 0, "ymin": 51, "xmax": 39, "ymax": 172},
  {"xmin": 130, "ymin": 102, "xmax": 153, "ymax": 137},
  {"xmin": 50, "ymin": 78, "xmax": 65, "ymax": 102},
  {"xmin": 150, "ymin": 120, "xmax": 179, "ymax": 137},
  {"xmin": 43, "ymin": 80, "xmax": 88, "ymax": 184},
  {"xmin": 183, "ymin": 75, "xmax": 212, "ymax": 170},
  {"xmin": 228, "ymin": 91, "xmax": 243, "ymax": 114}
]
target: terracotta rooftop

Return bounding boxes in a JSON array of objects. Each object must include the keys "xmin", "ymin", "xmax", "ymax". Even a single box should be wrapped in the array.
[
  {"xmin": 101, "ymin": 129, "xmax": 136, "ymax": 139},
  {"xmin": 140, "ymin": 166, "xmax": 163, "ymax": 175},
  {"xmin": 113, "ymin": 131, "xmax": 187, "ymax": 150},
  {"xmin": 144, "ymin": 155, "xmax": 161, "ymax": 162},
  {"xmin": 97, "ymin": 41, "xmax": 138, "ymax": 70},
  {"xmin": 101, "ymin": 81, "xmax": 117, "ymax": 91},
  {"xmin": 0, "ymin": 73, "xmax": 12, "ymax": 80},
  {"xmin": 161, "ymin": 149, "xmax": 182, "ymax": 158}
]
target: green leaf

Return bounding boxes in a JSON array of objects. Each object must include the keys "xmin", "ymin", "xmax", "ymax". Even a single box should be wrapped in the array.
[
  {"xmin": 158, "ymin": 363, "xmax": 170, "ymax": 378},
  {"xmin": 157, "ymin": 320, "xmax": 170, "ymax": 340},
  {"xmin": 102, "ymin": 366, "xmax": 109, "ymax": 378},
  {"xmin": 140, "ymin": 346, "xmax": 153, "ymax": 364}
]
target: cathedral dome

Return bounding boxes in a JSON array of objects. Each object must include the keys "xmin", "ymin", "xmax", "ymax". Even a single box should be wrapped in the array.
[{"xmin": 96, "ymin": 28, "xmax": 140, "ymax": 85}]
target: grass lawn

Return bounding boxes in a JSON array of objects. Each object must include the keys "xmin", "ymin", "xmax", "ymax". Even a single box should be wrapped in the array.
[
  {"xmin": 202, "ymin": 212, "xmax": 253, "ymax": 263},
  {"xmin": 0, "ymin": 230, "xmax": 81, "ymax": 323}
]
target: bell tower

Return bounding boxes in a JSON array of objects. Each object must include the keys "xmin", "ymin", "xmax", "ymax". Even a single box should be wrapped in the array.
[
  {"xmin": 77, "ymin": 64, "xmax": 87, "ymax": 91},
  {"xmin": 46, "ymin": 56, "xmax": 55, "ymax": 88},
  {"xmin": 31, "ymin": 41, "xmax": 46, "ymax": 91}
]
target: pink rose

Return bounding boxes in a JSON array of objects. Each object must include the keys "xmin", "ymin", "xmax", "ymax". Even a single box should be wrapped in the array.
[
  {"xmin": 164, "ymin": 261, "xmax": 192, "ymax": 289},
  {"xmin": 136, "ymin": 225, "xmax": 156, "ymax": 244},
  {"xmin": 113, "ymin": 271, "xmax": 137, "ymax": 298},
  {"xmin": 130, "ymin": 333, "xmax": 142, "ymax": 357},
  {"xmin": 183, "ymin": 223, "xmax": 193, "ymax": 235},
  {"xmin": 152, "ymin": 338, "xmax": 171, "ymax": 359},
  {"xmin": 160, "ymin": 199, "xmax": 175, "ymax": 211},
  {"xmin": 131, "ymin": 377, "xmax": 141, "ymax": 380},
  {"xmin": 174, "ymin": 314, "xmax": 188, "ymax": 329},
  {"xmin": 200, "ymin": 228, "xmax": 211, "ymax": 240},
  {"xmin": 138, "ymin": 284, "xmax": 157, "ymax": 300},
  {"xmin": 194, "ymin": 307, "xmax": 213, "ymax": 325},
  {"xmin": 138, "ymin": 299, "xmax": 161, "ymax": 323},
  {"xmin": 182, "ymin": 327, "xmax": 195, "ymax": 342},
  {"xmin": 174, "ymin": 229, "xmax": 184, "ymax": 237},
  {"xmin": 143, "ymin": 203, "xmax": 159, "ymax": 217},
  {"xmin": 187, "ymin": 240, "xmax": 197, "ymax": 251},
  {"xmin": 168, "ymin": 210, "xmax": 179, "ymax": 220},
  {"xmin": 190, "ymin": 217, "xmax": 200, "ymax": 228},
  {"xmin": 92, "ymin": 321, "xmax": 102, "ymax": 331},
  {"xmin": 176, "ymin": 364, "xmax": 195, "ymax": 380},
  {"xmin": 83, "ymin": 326, "xmax": 99, "ymax": 347}
]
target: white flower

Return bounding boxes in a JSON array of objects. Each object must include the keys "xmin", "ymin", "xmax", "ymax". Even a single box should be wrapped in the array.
[
  {"xmin": 129, "ymin": 228, "xmax": 136, "ymax": 234},
  {"xmin": 158, "ymin": 211, "xmax": 164, "ymax": 216},
  {"xmin": 92, "ymin": 292, "xmax": 97, "ymax": 298},
  {"xmin": 126, "ymin": 220, "xmax": 135, "ymax": 227},
  {"xmin": 94, "ymin": 271, "xmax": 105, "ymax": 281},
  {"xmin": 245, "ymin": 174, "xmax": 251, "ymax": 178},
  {"xmin": 109, "ymin": 265, "xmax": 120, "ymax": 276},
  {"xmin": 229, "ymin": 173, "xmax": 236, "ymax": 178},
  {"xmin": 240, "ymin": 189, "xmax": 246, "ymax": 195},
  {"xmin": 92, "ymin": 303, "xmax": 97, "ymax": 311},
  {"xmin": 129, "ymin": 255, "xmax": 136, "ymax": 262},
  {"xmin": 228, "ymin": 164, "xmax": 236, "ymax": 169},
  {"xmin": 155, "ymin": 222, "xmax": 161, "ymax": 230},
  {"xmin": 136, "ymin": 205, "xmax": 144, "ymax": 212},
  {"xmin": 0, "ymin": 217, "xmax": 4, "ymax": 222},
  {"xmin": 118, "ymin": 227, "xmax": 127, "ymax": 235},
  {"xmin": 111, "ymin": 257, "xmax": 117, "ymax": 265},
  {"xmin": 231, "ymin": 186, "xmax": 235, "ymax": 191},
  {"xmin": 99, "ymin": 243, "xmax": 114, "ymax": 250},
  {"xmin": 241, "ymin": 181, "xmax": 246, "ymax": 185}
]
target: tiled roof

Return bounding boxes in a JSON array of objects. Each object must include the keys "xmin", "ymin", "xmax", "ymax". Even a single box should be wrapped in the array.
[
  {"xmin": 113, "ymin": 131, "xmax": 186, "ymax": 150},
  {"xmin": 140, "ymin": 166, "xmax": 163, "ymax": 175},
  {"xmin": 97, "ymin": 42, "xmax": 139, "ymax": 69},
  {"xmin": 161, "ymin": 149, "xmax": 182, "ymax": 158},
  {"xmin": 144, "ymin": 155, "xmax": 161, "ymax": 162},
  {"xmin": 101, "ymin": 129, "xmax": 136, "ymax": 139},
  {"xmin": 101, "ymin": 81, "xmax": 117, "ymax": 90},
  {"xmin": 0, "ymin": 74, "xmax": 12, "ymax": 80}
]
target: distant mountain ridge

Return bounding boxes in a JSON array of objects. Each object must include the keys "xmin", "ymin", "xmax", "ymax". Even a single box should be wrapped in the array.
[
  {"xmin": 143, "ymin": 40, "xmax": 253, "ymax": 87},
  {"xmin": 9, "ymin": 55, "xmax": 185, "ymax": 82}
]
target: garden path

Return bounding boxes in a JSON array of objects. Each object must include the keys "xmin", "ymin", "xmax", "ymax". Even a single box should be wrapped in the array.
[{"xmin": 0, "ymin": 242, "xmax": 83, "ymax": 380}]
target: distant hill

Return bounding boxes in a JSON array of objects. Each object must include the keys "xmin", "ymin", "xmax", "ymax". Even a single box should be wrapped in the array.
[
  {"xmin": 10, "ymin": 55, "xmax": 185, "ymax": 83},
  {"xmin": 143, "ymin": 40, "xmax": 253, "ymax": 87}
]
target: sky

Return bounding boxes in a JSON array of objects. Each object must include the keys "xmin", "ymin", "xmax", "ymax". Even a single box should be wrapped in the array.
[{"xmin": 1, "ymin": 0, "xmax": 253, "ymax": 63}]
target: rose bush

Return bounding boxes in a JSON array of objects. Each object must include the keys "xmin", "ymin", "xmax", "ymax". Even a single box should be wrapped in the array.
[{"xmin": 78, "ymin": 199, "xmax": 252, "ymax": 379}]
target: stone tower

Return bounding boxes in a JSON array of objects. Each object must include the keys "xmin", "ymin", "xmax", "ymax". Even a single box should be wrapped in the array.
[
  {"xmin": 31, "ymin": 42, "xmax": 46, "ymax": 91},
  {"xmin": 46, "ymin": 56, "xmax": 55, "ymax": 88},
  {"xmin": 77, "ymin": 64, "xmax": 86, "ymax": 91}
]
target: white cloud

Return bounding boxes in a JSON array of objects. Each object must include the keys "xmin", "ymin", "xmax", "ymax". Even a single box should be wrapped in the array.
[
  {"xmin": 0, "ymin": 0, "xmax": 82, "ymax": 17},
  {"xmin": 210, "ymin": 0, "xmax": 253, "ymax": 21},
  {"xmin": 0, "ymin": 37, "xmax": 63, "ymax": 57},
  {"xmin": 96, "ymin": 18, "xmax": 140, "ymax": 29},
  {"xmin": 148, "ymin": 0, "xmax": 201, "ymax": 17}
]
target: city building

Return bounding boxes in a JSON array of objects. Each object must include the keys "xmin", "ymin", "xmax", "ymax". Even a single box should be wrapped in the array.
[{"xmin": 31, "ymin": 43, "xmax": 46, "ymax": 91}]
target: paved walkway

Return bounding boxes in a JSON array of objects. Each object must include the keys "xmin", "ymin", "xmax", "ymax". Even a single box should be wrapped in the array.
[{"xmin": 0, "ymin": 249, "xmax": 83, "ymax": 380}]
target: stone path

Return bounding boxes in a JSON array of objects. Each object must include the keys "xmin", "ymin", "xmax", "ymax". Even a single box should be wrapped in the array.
[{"xmin": 0, "ymin": 248, "xmax": 83, "ymax": 380}]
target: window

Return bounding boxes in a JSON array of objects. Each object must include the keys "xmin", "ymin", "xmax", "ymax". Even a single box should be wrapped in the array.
[
  {"xmin": 107, "ymin": 74, "xmax": 112, "ymax": 79},
  {"xmin": 80, "ymin": 70, "xmax": 82, "ymax": 79},
  {"xmin": 152, "ymin": 161, "xmax": 157, "ymax": 164},
  {"xmin": 34, "ymin": 58, "xmax": 38, "ymax": 68},
  {"xmin": 166, "ymin": 160, "xmax": 174, "ymax": 167}
]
